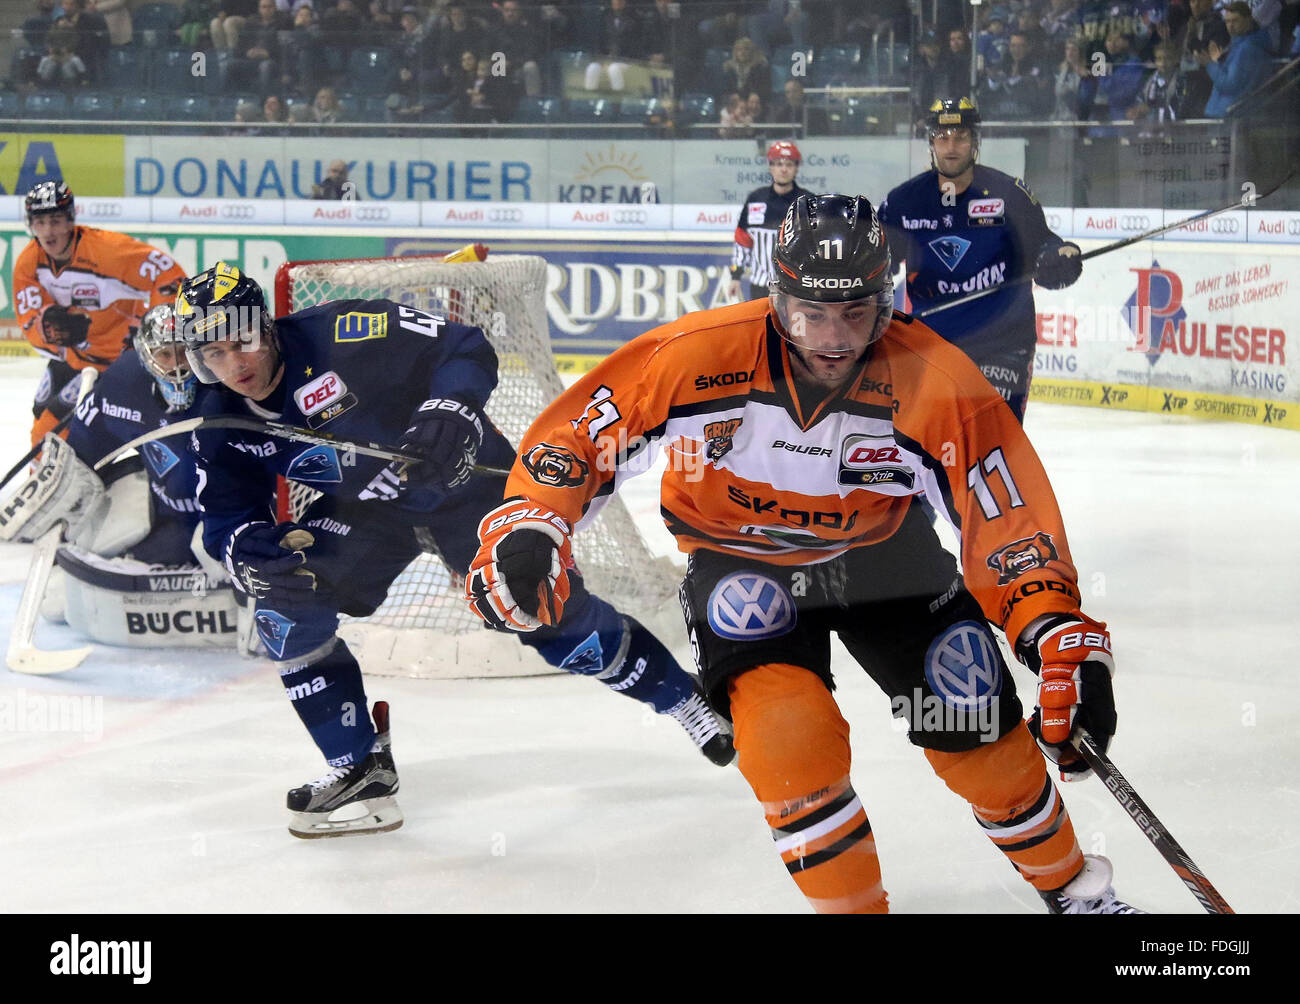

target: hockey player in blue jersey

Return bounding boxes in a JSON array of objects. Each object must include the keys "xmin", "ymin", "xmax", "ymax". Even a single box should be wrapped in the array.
[
  {"xmin": 878, "ymin": 98, "xmax": 1083, "ymax": 422},
  {"xmin": 175, "ymin": 262, "xmax": 735, "ymax": 839}
]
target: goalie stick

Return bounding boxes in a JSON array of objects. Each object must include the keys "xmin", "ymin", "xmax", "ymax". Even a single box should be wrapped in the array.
[
  {"xmin": 1073, "ymin": 729, "xmax": 1235, "ymax": 915},
  {"xmin": 92, "ymin": 415, "xmax": 512, "ymax": 477},
  {"xmin": 6, "ymin": 368, "xmax": 100, "ymax": 676},
  {"xmin": 915, "ymin": 164, "xmax": 1299, "ymax": 320}
]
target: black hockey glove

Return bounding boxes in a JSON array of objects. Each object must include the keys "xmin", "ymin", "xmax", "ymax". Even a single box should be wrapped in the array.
[
  {"xmin": 41, "ymin": 305, "xmax": 92, "ymax": 348},
  {"xmin": 1033, "ymin": 242, "xmax": 1083, "ymax": 290},
  {"xmin": 225, "ymin": 522, "xmax": 318, "ymax": 600},
  {"xmin": 396, "ymin": 397, "xmax": 485, "ymax": 492}
]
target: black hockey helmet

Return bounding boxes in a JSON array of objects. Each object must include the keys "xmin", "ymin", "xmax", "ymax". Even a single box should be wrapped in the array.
[
  {"xmin": 176, "ymin": 261, "xmax": 275, "ymax": 384},
  {"xmin": 136, "ymin": 304, "xmax": 196, "ymax": 411},
  {"xmin": 25, "ymin": 180, "xmax": 75, "ymax": 224},
  {"xmin": 926, "ymin": 96, "xmax": 981, "ymax": 136}
]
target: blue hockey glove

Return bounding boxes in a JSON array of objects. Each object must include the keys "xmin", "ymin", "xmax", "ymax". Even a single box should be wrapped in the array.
[
  {"xmin": 225, "ymin": 521, "xmax": 317, "ymax": 599},
  {"xmin": 396, "ymin": 397, "xmax": 485, "ymax": 492},
  {"xmin": 1034, "ymin": 242, "xmax": 1083, "ymax": 290}
]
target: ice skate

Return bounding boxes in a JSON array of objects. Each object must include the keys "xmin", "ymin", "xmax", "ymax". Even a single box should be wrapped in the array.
[
  {"xmin": 668, "ymin": 685, "xmax": 736, "ymax": 767},
  {"xmin": 1040, "ymin": 855, "xmax": 1144, "ymax": 914},
  {"xmin": 286, "ymin": 701, "xmax": 403, "ymax": 838}
]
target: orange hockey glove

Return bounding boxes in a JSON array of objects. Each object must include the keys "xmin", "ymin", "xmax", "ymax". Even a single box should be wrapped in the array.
[
  {"xmin": 1017, "ymin": 613, "xmax": 1116, "ymax": 782},
  {"xmin": 466, "ymin": 499, "xmax": 573, "ymax": 632}
]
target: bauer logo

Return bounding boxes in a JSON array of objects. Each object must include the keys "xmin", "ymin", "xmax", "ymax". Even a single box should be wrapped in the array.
[
  {"xmin": 294, "ymin": 371, "xmax": 347, "ymax": 416},
  {"xmin": 707, "ymin": 572, "xmax": 795, "ymax": 640},
  {"xmin": 285, "ymin": 445, "xmax": 343, "ymax": 483},
  {"xmin": 924, "ymin": 620, "xmax": 1003, "ymax": 711}
]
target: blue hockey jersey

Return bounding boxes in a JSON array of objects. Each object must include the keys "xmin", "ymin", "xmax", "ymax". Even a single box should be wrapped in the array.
[
  {"xmin": 67, "ymin": 349, "xmax": 204, "ymax": 529},
  {"xmin": 878, "ymin": 165, "xmax": 1062, "ymax": 362},
  {"xmin": 192, "ymin": 298, "xmax": 503, "ymax": 563}
]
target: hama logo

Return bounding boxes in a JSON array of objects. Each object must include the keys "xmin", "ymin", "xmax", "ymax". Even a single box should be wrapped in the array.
[
  {"xmin": 294, "ymin": 371, "xmax": 346, "ymax": 415},
  {"xmin": 334, "ymin": 311, "xmax": 388, "ymax": 342},
  {"xmin": 986, "ymin": 531, "xmax": 1058, "ymax": 585},
  {"xmin": 967, "ymin": 198, "xmax": 1004, "ymax": 218},
  {"xmin": 285, "ymin": 445, "xmax": 342, "ymax": 483},
  {"xmin": 707, "ymin": 572, "xmax": 795, "ymax": 640},
  {"xmin": 703, "ymin": 418, "xmax": 742, "ymax": 463},
  {"xmin": 924, "ymin": 621, "xmax": 1002, "ymax": 711},
  {"xmin": 255, "ymin": 608, "xmax": 294, "ymax": 659},
  {"xmin": 928, "ymin": 235, "xmax": 972, "ymax": 272},
  {"xmin": 522, "ymin": 444, "xmax": 589, "ymax": 488}
]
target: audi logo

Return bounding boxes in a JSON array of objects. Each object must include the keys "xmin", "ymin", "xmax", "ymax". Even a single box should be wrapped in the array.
[
  {"xmin": 1119, "ymin": 215, "xmax": 1151, "ymax": 229},
  {"xmin": 1289, "ymin": 219, "xmax": 1300, "ymax": 236},
  {"xmin": 488, "ymin": 208, "xmax": 524, "ymax": 223},
  {"xmin": 221, "ymin": 205, "xmax": 257, "ymax": 220},
  {"xmin": 613, "ymin": 208, "xmax": 648, "ymax": 224},
  {"xmin": 354, "ymin": 207, "xmax": 391, "ymax": 222},
  {"xmin": 1210, "ymin": 218, "xmax": 1239, "ymax": 234},
  {"xmin": 86, "ymin": 202, "xmax": 122, "ymax": 218},
  {"xmin": 1046, "ymin": 213, "xmax": 1063, "ymax": 229}
]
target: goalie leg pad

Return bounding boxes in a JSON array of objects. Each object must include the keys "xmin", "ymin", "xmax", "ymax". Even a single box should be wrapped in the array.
[
  {"xmin": 68, "ymin": 459, "xmax": 152, "ymax": 556},
  {"xmin": 0, "ymin": 433, "xmax": 105, "ymax": 544}
]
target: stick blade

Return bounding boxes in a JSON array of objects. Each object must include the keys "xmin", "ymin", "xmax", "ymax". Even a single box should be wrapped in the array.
[{"xmin": 7, "ymin": 643, "xmax": 94, "ymax": 676}]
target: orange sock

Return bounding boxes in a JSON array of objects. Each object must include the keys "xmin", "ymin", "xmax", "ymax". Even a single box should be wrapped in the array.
[
  {"xmin": 729, "ymin": 663, "xmax": 888, "ymax": 914},
  {"xmin": 30, "ymin": 408, "xmax": 62, "ymax": 448},
  {"xmin": 926, "ymin": 722, "xmax": 1083, "ymax": 891}
]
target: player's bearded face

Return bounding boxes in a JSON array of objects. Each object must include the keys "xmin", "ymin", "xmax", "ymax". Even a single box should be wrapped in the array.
[
  {"xmin": 29, "ymin": 213, "xmax": 76, "ymax": 259},
  {"xmin": 931, "ymin": 127, "xmax": 977, "ymax": 178},
  {"xmin": 774, "ymin": 293, "xmax": 892, "ymax": 389}
]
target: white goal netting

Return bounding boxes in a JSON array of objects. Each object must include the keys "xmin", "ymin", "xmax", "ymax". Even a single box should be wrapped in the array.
[{"xmin": 276, "ymin": 253, "xmax": 682, "ymax": 678}]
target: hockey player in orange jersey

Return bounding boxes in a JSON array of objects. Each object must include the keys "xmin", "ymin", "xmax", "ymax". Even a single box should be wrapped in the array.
[
  {"xmin": 467, "ymin": 194, "xmax": 1141, "ymax": 914},
  {"xmin": 13, "ymin": 181, "xmax": 187, "ymax": 445}
]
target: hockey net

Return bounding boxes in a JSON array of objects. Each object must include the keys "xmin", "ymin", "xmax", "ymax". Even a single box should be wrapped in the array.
[{"xmin": 274, "ymin": 252, "xmax": 682, "ymax": 679}]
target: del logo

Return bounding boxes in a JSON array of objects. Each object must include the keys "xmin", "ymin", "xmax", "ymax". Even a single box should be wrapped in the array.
[
  {"xmin": 334, "ymin": 311, "xmax": 388, "ymax": 343},
  {"xmin": 838, "ymin": 434, "xmax": 915, "ymax": 491},
  {"xmin": 707, "ymin": 572, "xmax": 796, "ymax": 640},
  {"xmin": 71, "ymin": 283, "xmax": 100, "ymax": 307},
  {"xmin": 522, "ymin": 443, "xmax": 589, "ymax": 488},
  {"xmin": 967, "ymin": 198, "xmax": 1005, "ymax": 219},
  {"xmin": 747, "ymin": 201, "xmax": 767, "ymax": 225},
  {"xmin": 703, "ymin": 417, "xmax": 742, "ymax": 463},
  {"xmin": 924, "ymin": 621, "xmax": 1002, "ymax": 711},
  {"xmin": 986, "ymin": 531, "xmax": 1058, "ymax": 585},
  {"xmin": 295, "ymin": 371, "xmax": 346, "ymax": 415},
  {"xmin": 285, "ymin": 444, "xmax": 342, "ymax": 483},
  {"xmin": 1123, "ymin": 260, "xmax": 1186, "ymax": 364},
  {"xmin": 255, "ymin": 608, "xmax": 295, "ymax": 659},
  {"xmin": 141, "ymin": 439, "xmax": 180, "ymax": 477}
]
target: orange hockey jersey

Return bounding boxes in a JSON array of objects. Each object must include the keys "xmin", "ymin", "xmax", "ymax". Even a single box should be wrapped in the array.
[
  {"xmin": 508, "ymin": 298, "xmax": 1084, "ymax": 647},
  {"xmin": 12, "ymin": 226, "xmax": 186, "ymax": 370}
]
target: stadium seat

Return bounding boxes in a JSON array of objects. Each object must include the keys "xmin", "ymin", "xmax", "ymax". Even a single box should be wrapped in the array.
[
  {"xmin": 547, "ymin": 50, "xmax": 589, "ymax": 95},
  {"xmin": 677, "ymin": 92, "xmax": 716, "ymax": 132},
  {"xmin": 23, "ymin": 92, "xmax": 69, "ymax": 120},
  {"xmin": 133, "ymin": 2, "xmax": 183, "ymax": 37},
  {"xmin": 0, "ymin": 91, "xmax": 22, "ymax": 119},
  {"xmin": 812, "ymin": 45, "xmax": 863, "ymax": 86},
  {"xmin": 514, "ymin": 97, "xmax": 556, "ymax": 123},
  {"xmin": 334, "ymin": 94, "xmax": 361, "ymax": 121},
  {"xmin": 166, "ymin": 95, "xmax": 214, "ymax": 121},
  {"xmin": 71, "ymin": 93, "xmax": 118, "ymax": 121},
  {"xmin": 564, "ymin": 97, "xmax": 616, "ymax": 138},
  {"xmin": 9, "ymin": 47, "xmax": 42, "ymax": 87},
  {"xmin": 119, "ymin": 93, "xmax": 167, "ymax": 122},
  {"xmin": 102, "ymin": 47, "xmax": 141, "ymax": 91},
  {"xmin": 153, "ymin": 48, "xmax": 203, "ymax": 94},
  {"xmin": 346, "ymin": 49, "xmax": 396, "ymax": 96}
]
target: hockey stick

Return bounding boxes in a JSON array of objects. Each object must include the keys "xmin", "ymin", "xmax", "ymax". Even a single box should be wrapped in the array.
[
  {"xmin": 0, "ymin": 368, "xmax": 99, "ymax": 492},
  {"xmin": 92, "ymin": 415, "xmax": 512, "ymax": 477},
  {"xmin": 915, "ymin": 165, "xmax": 1300, "ymax": 320},
  {"xmin": 5, "ymin": 368, "xmax": 101, "ymax": 676},
  {"xmin": 1072, "ymin": 729, "xmax": 1235, "ymax": 915}
]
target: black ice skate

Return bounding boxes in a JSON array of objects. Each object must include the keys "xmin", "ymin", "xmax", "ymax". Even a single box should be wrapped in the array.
[
  {"xmin": 286, "ymin": 701, "xmax": 404, "ymax": 839},
  {"xmin": 667, "ymin": 685, "xmax": 736, "ymax": 767},
  {"xmin": 1040, "ymin": 854, "xmax": 1144, "ymax": 914}
]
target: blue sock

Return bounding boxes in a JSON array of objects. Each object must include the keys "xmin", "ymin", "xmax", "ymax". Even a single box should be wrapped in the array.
[{"xmin": 278, "ymin": 639, "xmax": 374, "ymax": 767}]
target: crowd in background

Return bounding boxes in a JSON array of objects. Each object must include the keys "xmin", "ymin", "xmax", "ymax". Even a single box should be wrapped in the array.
[{"xmin": 6, "ymin": 0, "xmax": 1300, "ymax": 131}]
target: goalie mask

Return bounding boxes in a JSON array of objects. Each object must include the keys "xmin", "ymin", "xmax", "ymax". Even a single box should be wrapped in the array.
[
  {"xmin": 176, "ymin": 261, "xmax": 277, "ymax": 385},
  {"xmin": 770, "ymin": 194, "xmax": 894, "ymax": 366},
  {"xmin": 136, "ymin": 304, "xmax": 196, "ymax": 412}
]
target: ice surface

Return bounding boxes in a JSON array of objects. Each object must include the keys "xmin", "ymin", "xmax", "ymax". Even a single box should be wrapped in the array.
[{"xmin": 1, "ymin": 355, "xmax": 1295, "ymax": 913}]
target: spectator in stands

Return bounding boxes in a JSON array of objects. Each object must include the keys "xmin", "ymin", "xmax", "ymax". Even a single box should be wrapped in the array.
[
  {"xmin": 745, "ymin": 1, "xmax": 809, "ymax": 57},
  {"xmin": 243, "ymin": 0, "xmax": 290, "ymax": 92},
  {"xmin": 585, "ymin": 0, "xmax": 645, "ymax": 92},
  {"xmin": 22, "ymin": 0, "xmax": 58, "ymax": 51},
  {"xmin": 977, "ymin": 5, "xmax": 1012, "ymax": 67},
  {"xmin": 37, "ymin": 26, "xmax": 89, "ymax": 90},
  {"xmin": 284, "ymin": 3, "xmax": 323, "ymax": 94},
  {"xmin": 719, "ymin": 37, "xmax": 771, "ymax": 106},
  {"xmin": 942, "ymin": 26, "xmax": 977, "ymax": 98},
  {"xmin": 745, "ymin": 91, "xmax": 764, "ymax": 126},
  {"xmin": 494, "ymin": 0, "xmax": 544, "ymax": 99},
  {"xmin": 321, "ymin": 0, "xmax": 365, "ymax": 38},
  {"xmin": 211, "ymin": 0, "xmax": 258, "ymax": 53},
  {"xmin": 1042, "ymin": 0, "xmax": 1082, "ymax": 44},
  {"xmin": 981, "ymin": 30, "xmax": 1052, "ymax": 119},
  {"xmin": 312, "ymin": 85, "xmax": 341, "ymax": 123},
  {"xmin": 697, "ymin": 9, "xmax": 745, "ymax": 52},
  {"xmin": 1246, "ymin": 0, "xmax": 1284, "ymax": 51},
  {"xmin": 365, "ymin": 0, "xmax": 399, "ymax": 46},
  {"xmin": 450, "ymin": 51, "xmax": 510, "ymax": 124},
  {"xmin": 1128, "ymin": 41, "xmax": 1195, "ymax": 121},
  {"xmin": 719, "ymin": 91, "xmax": 753, "ymax": 137},
  {"xmin": 264, "ymin": 93, "xmax": 287, "ymax": 124},
  {"xmin": 1094, "ymin": 30, "xmax": 1146, "ymax": 119},
  {"xmin": 60, "ymin": 0, "xmax": 109, "ymax": 82},
  {"xmin": 435, "ymin": 4, "xmax": 488, "ymax": 80},
  {"xmin": 911, "ymin": 30, "xmax": 944, "ymax": 123},
  {"xmin": 312, "ymin": 159, "xmax": 351, "ymax": 199},
  {"xmin": 772, "ymin": 78, "xmax": 829, "ymax": 134},
  {"xmin": 93, "ymin": 0, "xmax": 132, "ymax": 48},
  {"xmin": 1053, "ymin": 36, "xmax": 1097, "ymax": 119},
  {"xmin": 1199, "ymin": 1, "xmax": 1274, "ymax": 114},
  {"xmin": 179, "ymin": 1, "xmax": 216, "ymax": 48}
]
